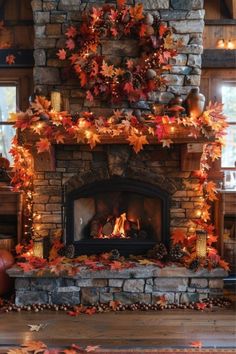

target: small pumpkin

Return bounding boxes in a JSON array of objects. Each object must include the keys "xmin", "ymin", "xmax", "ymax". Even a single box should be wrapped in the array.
[{"xmin": 0, "ymin": 157, "xmax": 10, "ymax": 170}]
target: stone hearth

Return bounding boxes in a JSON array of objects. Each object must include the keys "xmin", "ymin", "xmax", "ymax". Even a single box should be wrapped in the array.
[{"xmin": 8, "ymin": 265, "xmax": 227, "ymax": 306}]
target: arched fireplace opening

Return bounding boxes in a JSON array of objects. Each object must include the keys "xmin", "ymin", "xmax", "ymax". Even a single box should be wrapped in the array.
[{"xmin": 66, "ymin": 178, "xmax": 170, "ymax": 256}]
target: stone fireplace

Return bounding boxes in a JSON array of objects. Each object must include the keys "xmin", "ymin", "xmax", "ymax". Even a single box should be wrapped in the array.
[{"xmin": 7, "ymin": 0, "xmax": 228, "ymax": 306}]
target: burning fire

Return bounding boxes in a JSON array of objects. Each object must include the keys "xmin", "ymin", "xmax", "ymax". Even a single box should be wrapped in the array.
[{"xmin": 97, "ymin": 212, "xmax": 140, "ymax": 239}]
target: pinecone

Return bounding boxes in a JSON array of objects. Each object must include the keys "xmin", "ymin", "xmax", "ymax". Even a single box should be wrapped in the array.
[
  {"xmin": 65, "ymin": 244, "xmax": 75, "ymax": 259},
  {"xmin": 169, "ymin": 244, "xmax": 185, "ymax": 262},
  {"xmin": 147, "ymin": 243, "xmax": 167, "ymax": 260},
  {"xmin": 189, "ymin": 258, "xmax": 200, "ymax": 271},
  {"xmin": 110, "ymin": 249, "xmax": 120, "ymax": 260}
]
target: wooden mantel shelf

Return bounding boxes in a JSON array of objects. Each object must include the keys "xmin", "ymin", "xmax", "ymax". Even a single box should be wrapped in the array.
[{"xmin": 21, "ymin": 127, "xmax": 216, "ymax": 173}]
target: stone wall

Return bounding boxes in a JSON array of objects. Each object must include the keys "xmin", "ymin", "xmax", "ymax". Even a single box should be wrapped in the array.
[
  {"xmin": 32, "ymin": 0, "xmax": 205, "ymax": 113},
  {"xmin": 10, "ymin": 265, "xmax": 226, "ymax": 306},
  {"xmin": 33, "ymin": 144, "xmax": 202, "ymax": 238}
]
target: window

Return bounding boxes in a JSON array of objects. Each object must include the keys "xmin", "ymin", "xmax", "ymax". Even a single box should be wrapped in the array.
[
  {"xmin": 0, "ymin": 85, "xmax": 17, "ymax": 164},
  {"xmin": 221, "ymin": 83, "xmax": 236, "ymax": 168}
]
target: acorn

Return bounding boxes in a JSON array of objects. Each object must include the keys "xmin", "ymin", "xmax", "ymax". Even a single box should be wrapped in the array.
[
  {"xmin": 145, "ymin": 13, "xmax": 154, "ymax": 26},
  {"xmin": 146, "ymin": 68, "xmax": 157, "ymax": 80}
]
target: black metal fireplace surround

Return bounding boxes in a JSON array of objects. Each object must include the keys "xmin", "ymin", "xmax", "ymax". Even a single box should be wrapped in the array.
[{"xmin": 66, "ymin": 178, "xmax": 170, "ymax": 256}]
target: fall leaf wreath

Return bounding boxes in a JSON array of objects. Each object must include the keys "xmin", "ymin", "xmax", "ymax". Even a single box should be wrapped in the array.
[{"xmin": 57, "ymin": 1, "xmax": 177, "ymax": 104}]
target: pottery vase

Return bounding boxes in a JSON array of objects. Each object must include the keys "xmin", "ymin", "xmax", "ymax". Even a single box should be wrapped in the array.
[{"xmin": 186, "ymin": 88, "xmax": 205, "ymax": 119}]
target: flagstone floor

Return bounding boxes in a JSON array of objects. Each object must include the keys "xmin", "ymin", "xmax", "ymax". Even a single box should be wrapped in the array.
[{"xmin": 0, "ymin": 303, "xmax": 235, "ymax": 352}]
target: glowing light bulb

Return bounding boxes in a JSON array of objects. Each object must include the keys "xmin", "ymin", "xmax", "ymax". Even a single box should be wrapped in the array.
[
  {"xmin": 216, "ymin": 39, "xmax": 225, "ymax": 49},
  {"xmin": 227, "ymin": 40, "xmax": 235, "ymax": 50}
]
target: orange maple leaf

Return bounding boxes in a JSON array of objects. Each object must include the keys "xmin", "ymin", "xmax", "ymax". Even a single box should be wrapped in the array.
[
  {"xmin": 65, "ymin": 26, "xmax": 77, "ymax": 38},
  {"xmin": 190, "ymin": 341, "xmax": 203, "ymax": 348},
  {"xmin": 127, "ymin": 134, "xmax": 148, "ymax": 153},
  {"xmin": 57, "ymin": 49, "xmax": 67, "ymax": 60},
  {"xmin": 21, "ymin": 341, "xmax": 47, "ymax": 352},
  {"xmin": 101, "ymin": 61, "xmax": 114, "ymax": 78},
  {"xmin": 218, "ymin": 259, "xmax": 230, "ymax": 271},
  {"xmin": 130, "ymin": 4, "xmax": 144, "ymax": 21},
  {"xmin": 85, "ymin": 131, "xmax": 101, "ymax": 149},
  {"xmin": 36, "ymin": 138, "xmax": 51, "ymax": 153},
  {"xmin": 155, "ymin": 295, "xmax": 167, "ymax": 306},
  {"xmin": 110, "ymin": 261, "xmax": 123, "ymax": 270},
  {"xmin": 6, "ymin": 54, "xmax": 15, "ymax": 65},
  {"xmin": 109, "ymin": 300, "xmax": 121, "ymax": 310},
  {"xmin": 54, "ymin": 132, "xmax": 65, "ymax": 144},
  {"xmin": 117, "ymin": 0, "xmax": 126, "ymax": 8},
  {"xmin": 171, "ymin": 229, "xmax": 186, "ymax": 245},
  {"xmin": 205, "ymin": 181, "xmax": 218, "ymax": 201}
]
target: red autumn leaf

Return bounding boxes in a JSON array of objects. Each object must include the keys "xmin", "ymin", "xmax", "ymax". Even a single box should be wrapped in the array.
[
  {"xmin": 190, "ymin": 341, "xmax": 203, "ymax": 348},
  {"xmin": 139, "ymin": 23, "xmax": 147, "ymax": 37},
  {"xmin": 65, "ymin": 26, "xmax": 77, "ymax": 38},
  {"xmin": 36, "ymin": 138, "xmax": 51, "ymax": 153},
  {"xmin": 86, "ymin": 90, "xmax": 94, "ymax": 102},
  {"xmin": 130, "ymin": 4, "xmax": 144, "ymax": 21},
  {"xmin": 124, "ymin": 82, "xmax": 134, "ymax": 93},
  {"xmin": 171, "ymin": 229, "xmax": 186, "ymax": 245},
  {"xmin": 195, "ymin": 302, "xmax": 207, "ymax": 311},
  {"xmin": 91, "ymin": 7, "xmax": 103, "ymax": 24},
  {"xmin": 69, "ymin": 53, "xmax": 79, "ymax": 64},
  {"xmin": 57, "ymin": 49, "xmax": 67, "ymax": 60},
  {"xmin": 6, "ymin": 54, "xmax": 15, "ymax": 65},
  {"xmin": 117, "ymin": 0, "xmax": 126, "ymax": 8},
  {"xmin": 126, "ymin": 59, "xmax": 134, "ymax": 69},
  {"xmin": 79, "ymin": 71, "xmax": 87, "ymax": 87},
  {"xmin": 66, "ymin": 38, "xmax": 75, "ymax": 51},
  {"xmin": 111, "ymin": 27, "xmax": 118, "ymax": 37},
  {"xmin": 159, "ymin": 23, "xmax": 168, "ymax": 37},
  {"xmin": 15, "ymin": 243, "xmax": 24, "ymax": 255},
  {"xmin": 109, "ymin": 9, "xmax": 119, "ymax": 22}
]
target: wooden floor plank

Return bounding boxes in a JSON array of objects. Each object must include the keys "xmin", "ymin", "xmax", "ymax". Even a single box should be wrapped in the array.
[{"xmin": 0, "ymin": 307, "xmax": 235, "ymax": 350}]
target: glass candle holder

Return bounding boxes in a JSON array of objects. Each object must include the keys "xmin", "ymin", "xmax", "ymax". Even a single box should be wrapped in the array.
[
  {"xmin": 196, "ymin": 230, "xmax": 207, "ymax": 258},
  {"xmin": 33, "ymin": 239, "xmax": 44, "ymax": 258},
  {"xmin": 50, "ymin": 90, "xmax": 61, "ymax": 112}
]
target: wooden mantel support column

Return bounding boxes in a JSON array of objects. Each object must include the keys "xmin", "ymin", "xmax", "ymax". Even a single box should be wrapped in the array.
[
  {"xmin": 32, "ymin": 145, "xmax": 56, "ymax": 172},
  {"xmin": 180, "ymin": 143, "xmax": 204, "ymax": 172}
]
